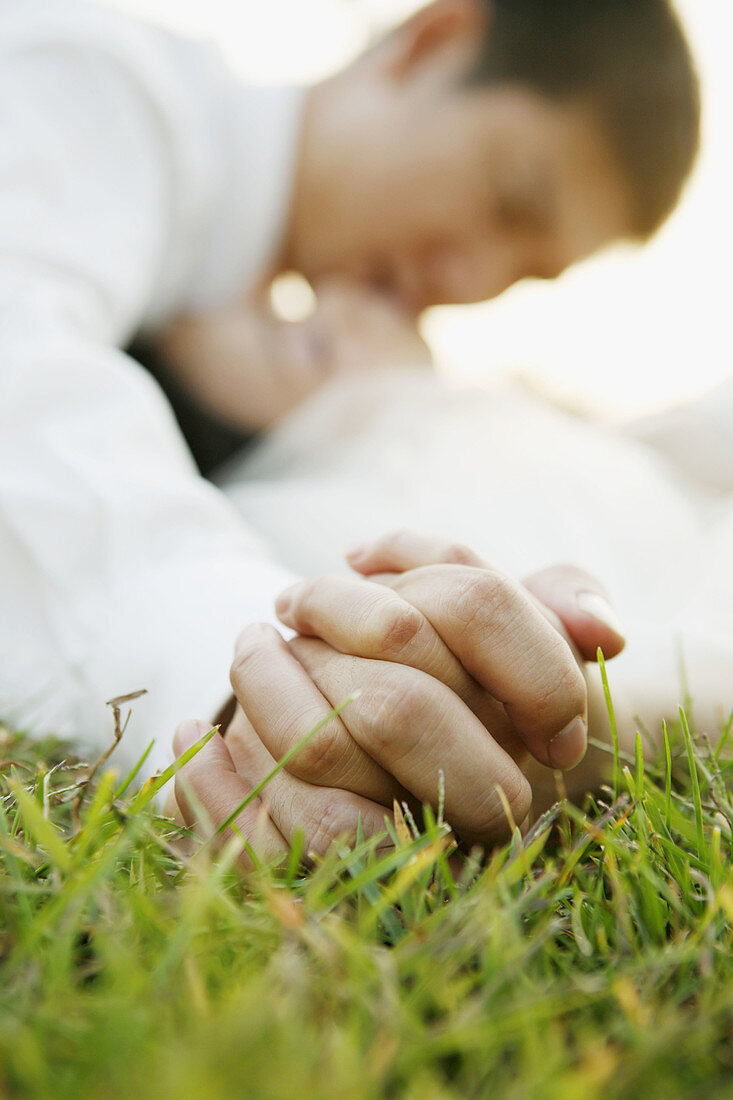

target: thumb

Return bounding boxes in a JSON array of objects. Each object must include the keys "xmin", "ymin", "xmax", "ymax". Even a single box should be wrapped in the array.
[{"xmin": 523, "ymin": 565, "xmax": 626, "ymax": 663}]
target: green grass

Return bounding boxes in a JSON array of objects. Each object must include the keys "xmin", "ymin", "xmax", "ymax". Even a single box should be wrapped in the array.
[{"xmin": 2, "ymin": 695, "xmax": 733, "ymax": 1099}]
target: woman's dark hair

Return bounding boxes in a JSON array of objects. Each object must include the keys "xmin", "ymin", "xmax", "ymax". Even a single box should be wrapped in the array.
[{"xmin": 469, "ymin": 0, "xmax": 701, "ymax": 237}]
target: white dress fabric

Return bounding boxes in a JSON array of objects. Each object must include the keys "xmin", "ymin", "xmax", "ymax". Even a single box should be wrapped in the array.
[{"xmin": 0, "ymin": 0, "xmax": 303, "ymax": 775}]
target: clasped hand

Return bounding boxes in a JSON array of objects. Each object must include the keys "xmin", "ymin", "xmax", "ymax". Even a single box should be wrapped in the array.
[{"xmin": 172, "ymin": 531, "xmax": 625, "ymax": 865}]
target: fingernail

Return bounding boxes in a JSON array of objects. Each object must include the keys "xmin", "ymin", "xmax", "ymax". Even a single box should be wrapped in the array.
[
  {"xmin": 345, "ymin": 544, "xmax": 369, "ymax": 564},
  {"xmin": 577, "ymin": 592, "xmax": 625, "ymax": 639},
  {"xmin": 275, "ymin": 583, "xmax": 300, "ymax": 617},
  {"xmin": 548, "ymin": 716, "xmax": 587, "ymax": 770}
]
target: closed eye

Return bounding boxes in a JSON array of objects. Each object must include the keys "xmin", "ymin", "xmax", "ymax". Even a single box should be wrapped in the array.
[{"xmin": 495, "ymin": 193, "xmax": 549, "ymax": 236}]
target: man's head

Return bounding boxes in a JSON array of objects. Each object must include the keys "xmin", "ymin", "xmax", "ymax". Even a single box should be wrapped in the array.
[{"xmin": 284, "ymin": 0, "xmax": 700, "ymax": 312}]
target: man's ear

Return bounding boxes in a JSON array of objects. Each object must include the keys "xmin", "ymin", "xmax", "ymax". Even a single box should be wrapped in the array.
[{"xmin": 386, "ymin": 0, "xmax": 489, "ymax": 81}]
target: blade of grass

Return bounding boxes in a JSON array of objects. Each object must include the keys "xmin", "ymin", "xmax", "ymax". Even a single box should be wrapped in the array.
[
  {"xmin": 597, "ymin": 649, "xmax": 620, "ymax": 799},
  {"xmin": 214, "ymin": 695, "xmax": 359, "ymax": 837},
  {"xmin": 8, "ymin": 779, "xmax": 72, "ymax": 871},
  {"xmin": 127, "ymin": 726, "xmax": 218, "ymax": 815},
  {"xmin": 635, "ymin": 731, "xmax": 645, "ymax": 802},
  {"xmin": 663, "ymin": 720, "xmax": 673, "ymax": 832},
  {"xmin": 680, "ymin": 706, "xmax": 705, "ymax": 861},
  {"xmin": 114, "ymin": 740, "xmax": 155, "ymax": 800}
]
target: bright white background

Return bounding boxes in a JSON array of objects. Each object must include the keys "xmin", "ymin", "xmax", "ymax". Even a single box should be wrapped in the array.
[{"xmin": 100, "ymin": 0, "xmax": 732, "ymax": 416}]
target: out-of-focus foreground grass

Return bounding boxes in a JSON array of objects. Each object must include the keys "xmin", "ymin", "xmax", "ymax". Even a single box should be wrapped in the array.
[{"xmin": 1, "ymin": 687, "xmax": 733, "ymax": 1099}]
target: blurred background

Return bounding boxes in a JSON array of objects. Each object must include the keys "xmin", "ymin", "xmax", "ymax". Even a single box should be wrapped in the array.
[{"xmin": 100, "ymin": 0, "xmax": 731, "ymax": 417}]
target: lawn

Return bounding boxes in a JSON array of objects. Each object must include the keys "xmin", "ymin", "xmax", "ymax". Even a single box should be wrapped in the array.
[{"xmin": 2, "ymin": 672, "xmax": 733, "ymax": 1099}]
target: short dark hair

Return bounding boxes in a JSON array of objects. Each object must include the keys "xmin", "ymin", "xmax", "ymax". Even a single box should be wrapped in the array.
[{"xmin": 469, "ymin": 0, "xmax": 701, "ymax": 238}]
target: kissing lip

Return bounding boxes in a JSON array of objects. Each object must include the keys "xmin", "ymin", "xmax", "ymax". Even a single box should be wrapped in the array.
[
  {"xmin": 281, "ymin": 322, "xmax": 332, "ymax": 380},
  {"xmin": 373, "ymin": 273, "xmax": 422, "ymax": 317}
]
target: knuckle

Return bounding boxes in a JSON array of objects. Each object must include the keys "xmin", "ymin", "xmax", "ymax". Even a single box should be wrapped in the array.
[
  {"xmin": 305, "ymin": 797, "xmax": 360, "ymax": 856},
  {"xmin": 366, "ymin": 601, "xmax": 423, "ymax": 657},
  {"xmin": 290, "ymin": 718, "xmax": 347, "ymax": 782},
  {"xmin": 172, "ymin": 720, "xmax": 208, "ymax": 759},
  {"xmin": 473, "ymin": 770, "xmax": 532, "ymax": 841},
  {"xmin": 234, "ymin": 621, "xmax": 278, "ymax": 654},
  {"xmin": 502, "ymin": 769, "xmax": 533, "ymax": 828},
  {"xmin": 298, "ymin": 574, "xmax": 332, "ymax": 608},
  {"xmin": 230, "ymin": 649, "xmax": 259, "ymax": 692},
  {"xmin": 453, "ymin": 569, "xmax": 514, "ymax": 632},
  {"xmin": 533, "ymin": 658, "xmax": 587, "ymax": 727},
  {"xmin": 230, "ymin": 623, "xmax": 278, "ymax": 690},
  {"xmin": 291, "ymin": 573, "xmax": 344, "ymax": 626},
  {"xmin": 376, "ymin": 529, "xmax": 412, "ymax": 557},
  {"xmin": 442, "ymin": 542, "xmax": 482, "ymax": 566},
  {"xmin": 362, "ymin": 672, "xmax": 429, "ymax": 757},
  {"xmin": 283, "ymin": 578, "xmax": 318, "ymax": 625},
  {"xmin": 318, "ymin": 572, "xmax": 344, "ymax": 588}
]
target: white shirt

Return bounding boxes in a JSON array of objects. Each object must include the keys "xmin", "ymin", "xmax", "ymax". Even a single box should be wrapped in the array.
[{"xmin": 0, "ymin": 0, "xmax": 302, "ymax": 776}]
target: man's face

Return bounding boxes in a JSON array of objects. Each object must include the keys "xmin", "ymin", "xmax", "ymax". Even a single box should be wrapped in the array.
[
  {"xmin": 357, "ymin": 89, "xmax": 634, "ymax": 313},
  {"xmin": 287, "ymin": 5, "xmax": 634, "ymax": 314}
]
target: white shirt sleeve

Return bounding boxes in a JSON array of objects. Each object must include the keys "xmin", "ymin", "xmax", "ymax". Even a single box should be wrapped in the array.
[{"xmin": 0, "ymin": 3, "xmax": 300, "ymax": 777}]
